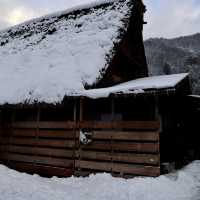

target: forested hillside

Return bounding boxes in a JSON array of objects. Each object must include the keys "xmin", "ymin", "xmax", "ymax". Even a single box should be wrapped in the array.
[{"xmin": 145, "ymin": 33, "xmax": 200, "ymax": 94}]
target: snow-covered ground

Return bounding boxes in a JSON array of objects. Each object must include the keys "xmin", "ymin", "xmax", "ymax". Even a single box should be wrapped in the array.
[{"xmin": 0, "ymin": 161, "xmax": 200, "ymax": 200}]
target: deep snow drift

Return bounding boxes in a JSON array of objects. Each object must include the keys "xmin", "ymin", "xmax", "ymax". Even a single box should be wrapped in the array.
[{"xmin": 0, "ymin": 161, "xmax": 200, "ymax": 200}]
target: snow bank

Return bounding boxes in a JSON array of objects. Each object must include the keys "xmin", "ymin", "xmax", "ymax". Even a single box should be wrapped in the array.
[
  {"xmin": 0, "ymin": 0, "xmax": 133, "ymax": 105},
  {"xmin": 0, "ymin": 161, "xmax": 200, "ymax": 200}
]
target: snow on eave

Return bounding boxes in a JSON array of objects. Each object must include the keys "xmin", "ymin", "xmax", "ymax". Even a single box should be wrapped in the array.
[
  {"xmin": 188, "ymin": 95, "xmax": 200, "ymax": 99},
  {"xmin": 82, "ymin": 73, "xmax": 189, "ymax": 99},
  {"xmin": 0, "ymin": 74, "xmax": 189, "ymax": 106}
]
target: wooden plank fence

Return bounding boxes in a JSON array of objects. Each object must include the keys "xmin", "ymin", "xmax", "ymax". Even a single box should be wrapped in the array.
[{"xmin": 0, "ymin": 121, "xmax": 160, "ymax": 177}]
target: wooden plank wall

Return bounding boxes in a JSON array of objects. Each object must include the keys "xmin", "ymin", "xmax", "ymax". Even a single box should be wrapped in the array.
[
  {"xmin": 75, "ymin": 121, "xmax": 160, "ymax": 177},
  {"xmin": 0, "ymin": 121, "xmax": 160, "ymax": 177},
  {"xmin": 0, "ymin": 121, "xmax": 76, "ymax": 177}
]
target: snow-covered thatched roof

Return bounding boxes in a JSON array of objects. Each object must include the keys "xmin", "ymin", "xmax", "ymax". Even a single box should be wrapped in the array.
[
  {"xmin": 0, "ymin": 0, "xmax": 138, "ymax": 104},
  {"xmin": 0, "ymin": 0, "xmax": 187, "ymax": 105}
]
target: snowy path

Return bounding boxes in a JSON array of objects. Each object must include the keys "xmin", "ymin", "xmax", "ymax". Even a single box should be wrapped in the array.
[{"xmin": 0, "ymin": 161, "xmax": 200, "ymax": 200}]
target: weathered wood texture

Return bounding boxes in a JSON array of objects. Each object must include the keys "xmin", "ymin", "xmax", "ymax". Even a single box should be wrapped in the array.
[{"xmin": 0, "ymin": 120, "xmax": 160, "ymax": 177}]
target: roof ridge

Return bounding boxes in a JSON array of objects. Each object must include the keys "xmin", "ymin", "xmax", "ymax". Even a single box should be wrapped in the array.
[{"xmin": 0, "ymin": 0, "xmax": 127, "ymax": 33}]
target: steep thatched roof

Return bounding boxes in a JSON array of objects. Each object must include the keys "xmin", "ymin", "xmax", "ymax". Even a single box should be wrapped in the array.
[{"xmin": 0, "ymin": 0, "xmax": 147, "ymax": 104}]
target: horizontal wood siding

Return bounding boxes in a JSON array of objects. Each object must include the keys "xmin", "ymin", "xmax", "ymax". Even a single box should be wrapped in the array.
[
  {"xmin": 7, "ymin": 162, "xmax": 73, "ymax": 177},
  {"xmin": 11, "ymin": 121, "xmax": 159, "ymax": 130},
  {"xmin": 92, "ymin": 131, "xmax": 159, "ymax": 141},
  {"xmin": 75, "ymin": 160, "xmax": 160, "ymax": 177},
  {"xmin": 79, "ymin": 121, "xmax": 160, "ymax": 130},
  {"xmin": 0, "ymin": 120, "xmax": 160, "ymax": 177},
  {"xmin": 76, "ymin": 121, "xmax": 160, "ymax": 177},
  {"xmin": 76, "ymin": 151, "xmax": 159, "ymax": 165},
  {"xmin": 0, "ymin": 124, "xmax": 76, "ymax": 177}
]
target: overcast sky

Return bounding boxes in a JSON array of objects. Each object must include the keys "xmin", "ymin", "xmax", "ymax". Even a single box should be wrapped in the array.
[{"xmin": 0, "ymin": 0, "xmax": 200, "ymax": 39}]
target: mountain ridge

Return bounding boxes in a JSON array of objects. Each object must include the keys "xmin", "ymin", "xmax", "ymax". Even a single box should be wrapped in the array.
[{"xmin": 145, "ymin": 33, "xmax": 200, "ymax": 94}]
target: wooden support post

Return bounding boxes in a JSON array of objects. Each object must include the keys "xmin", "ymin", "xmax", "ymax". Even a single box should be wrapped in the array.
[
  {"xmin": 35, "ymin": 106, "xmax": 41, "ymax": 164},
  {"xmin": 0, "ymin": 109, "xmax": 2, "ymax": 138},
  {"xmin": 111, "ymin": 98, "xmax": 114, "ymax": 175},
  {"xmin": 111, "ymin": 98, "xmax": 115, "ymax": 121},
  {"xmin": 78, "ymin": 98, "xmax": 84, "ymax": 174},
  {"xmin": 8, "ymin": 108, "xmax": 16, "ymax": 166},
  {"xmin": 0, "ymin": 109, "xmax": 2, "ymax": 130},
  {"xmin": 155, "ymin": 96, "xmax": 162, "ymax": 133},
  {"xmin": 80, "ymin": 98, "xmax": 83, "ymax": 122},
  {"xmin": 73, "ymin": 99, "xmax": 77, "ymax": 122},
  {"xmin": 73, "ymin": 99, "xmax": 77, "ymax": 174},
  {"xmin": 154, "ymin": 96, "xmax": 161, "ymax": 172}
]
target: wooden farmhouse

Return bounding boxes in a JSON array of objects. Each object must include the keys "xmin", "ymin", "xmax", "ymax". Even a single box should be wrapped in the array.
[{"xmin": 0, "ymin": 0, "xmax": 191, "ymax": 177}]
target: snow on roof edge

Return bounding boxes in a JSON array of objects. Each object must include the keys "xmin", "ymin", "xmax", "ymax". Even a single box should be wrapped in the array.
[
  {"xmin": 0, "ymin": 73, "xmax": 189, "ymax": 106},
  {"xmin": 188, "ymin": 95, "xmax": 200, "ymax": 99},
  {"xmin": 81, "ymin": 73, "xmax": 189, "ymax": 99}
]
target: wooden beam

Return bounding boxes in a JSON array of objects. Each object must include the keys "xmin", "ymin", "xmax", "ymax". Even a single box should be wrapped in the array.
[
  {"xmin": 1, "ymin": 145, "xmax": 74, "ymax": 158},
  {"xmin": 0, "ymin": 153, "xmax": 74, "ymax": 168},
  {"xmin": 92, "ymin": 131, "xmax": 159, "ymax": 141},
  {"xmin": 0, "ymin": 137, "xmax": 76, "ymax": 148},
  {"xmin": 79, "ymin": 121, "xmax": 160, "ymax": 130},
  {"xmin": 12, "ymin": 121, "xmax": 76, "ymax": 129},
  {"xmin": 8, "ymin": 162, "xmax": 73, "ymax": 177},
  {"xmin": 12, "ymin": 121, "xmax": 160, "ymax": 130},
  {"xmin": 75, "ymin": 160, "xmax": 160, "ymax": 177},
  {"xmin": 76, "ymin": 151, "xmax": 159, "ymax": 165},
  {"xmin": 12, "ymin": 129, "xmax": 76, "ymax": 139},
  {"xmin": 81, "ymin": 141, "xmax": 159, "ymax": 153}
]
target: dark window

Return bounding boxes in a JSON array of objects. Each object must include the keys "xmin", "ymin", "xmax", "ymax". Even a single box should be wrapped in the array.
[
  {"xmin": 82, "ymin": 99, "xmax": 112, "ymax": 121},
  {"xmin": 40, "ymin": 101, "xmax": 75, "ymax": 121},
  {"xmin": 114, "ymin": 97, "xmax": 156, "ymax": 121},
  {"xmin": 15, "ymin": 108, "xmax": 37, "ymax": 121}
]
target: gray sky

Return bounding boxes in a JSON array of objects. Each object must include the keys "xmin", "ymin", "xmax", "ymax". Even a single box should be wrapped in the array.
[{"xmin": 0, "ymin": 0, "xmax": 200, "ymax": 39}]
